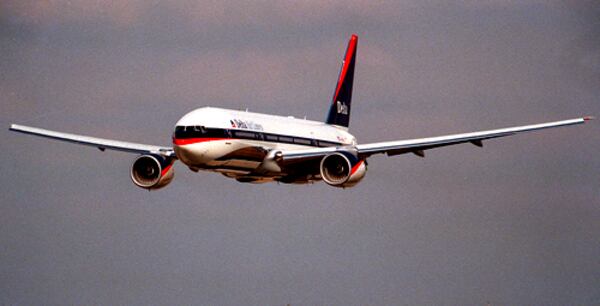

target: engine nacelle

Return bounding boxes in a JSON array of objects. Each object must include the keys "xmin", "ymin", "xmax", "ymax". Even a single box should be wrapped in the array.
[
  {"xmin": 319, "ymin": 152, "xmax": 367, "ymax": 188},
  {"xmin": 130, "ymin": 155, "xmax": 175, "ymax": 190}
]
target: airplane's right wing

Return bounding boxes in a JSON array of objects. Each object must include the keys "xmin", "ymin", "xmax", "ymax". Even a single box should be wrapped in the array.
[{"xmin": 9, "ymin": 124, "xmax": 175, "ymax": 157}]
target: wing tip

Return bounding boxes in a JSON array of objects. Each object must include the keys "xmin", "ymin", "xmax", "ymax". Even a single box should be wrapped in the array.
[
  {"xmin": 9, "ymin": 123, "xmax": 27, "ymax": 132},
  {"xmin": 583, "ymin": 116, "xmax": 594, "ymax": 122}
]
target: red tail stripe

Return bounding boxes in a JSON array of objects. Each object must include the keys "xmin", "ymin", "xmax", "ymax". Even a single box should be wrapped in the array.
[{"xmin": 333, "ymin": 34, "xmax": 358, "ymax": 104}]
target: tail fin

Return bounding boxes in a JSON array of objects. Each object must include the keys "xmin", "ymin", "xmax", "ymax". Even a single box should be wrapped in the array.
[{"xmin": 326, "ymin": 34, "xmax": 358, "ymax": 128}]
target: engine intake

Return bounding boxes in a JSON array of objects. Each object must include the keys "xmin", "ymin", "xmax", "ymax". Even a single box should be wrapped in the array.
[
  {"xmin": 320, "ymin": 152, "xmax": 352, "ymax": 186},
  {"xmin": 130, "ymin": 155, "xmax": 175, "ymax": 190},
  {"xmin": 320, "ymin": 152, "xmax": 367, "ymax": 188}
]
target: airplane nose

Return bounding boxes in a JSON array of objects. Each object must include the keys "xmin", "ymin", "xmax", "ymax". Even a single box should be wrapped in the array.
[
  {"xmin": 174, "ymin": 145, "xmax": 195, "ymax": 164},
  {"xmin": 174, "ymin": 143, "xmax": 209, "ymax": 166}
]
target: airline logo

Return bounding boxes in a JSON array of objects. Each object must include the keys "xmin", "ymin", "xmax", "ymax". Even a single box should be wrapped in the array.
[
  {"xmin": 229, "ymin": 119, "xmax": 264, "ymax": 131},
  {"xmin": 336, "ymin": 101, "xmax": 349, "ymax": 115}
]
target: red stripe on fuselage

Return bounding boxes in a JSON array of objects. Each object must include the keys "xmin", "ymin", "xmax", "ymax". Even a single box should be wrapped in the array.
[
  {"xmin": 172, "ymin": 137, "xmax": 227, "ymax": 145},
  {"xmin": 333, "ymin": 34, "xmax": 358, "ymax": 104}
]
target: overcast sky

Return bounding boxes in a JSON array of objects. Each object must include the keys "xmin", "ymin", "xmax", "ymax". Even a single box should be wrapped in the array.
[{"xmin": 1, "ymin": 1, "xmax": 599, "ymax": 305}]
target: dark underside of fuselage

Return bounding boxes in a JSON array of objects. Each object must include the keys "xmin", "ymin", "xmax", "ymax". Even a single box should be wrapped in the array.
[
  {"xmin": 215, "ymin": 146, "xmax": 268, "ymax": 162},
  {"xmin": 194, "ymin": 145, "xmax": 324, "ymax": 184}
]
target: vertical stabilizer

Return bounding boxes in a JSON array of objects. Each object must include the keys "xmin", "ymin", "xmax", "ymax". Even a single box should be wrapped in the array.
[{"xmin": 326, "ymin": 34, "xmax": 358, "ymax": 128}]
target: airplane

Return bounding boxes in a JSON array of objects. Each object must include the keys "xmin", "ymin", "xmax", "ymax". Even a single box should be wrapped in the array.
[{"xmin": 9, "ymin": 34, "xmax": 593, "ymax": 190}]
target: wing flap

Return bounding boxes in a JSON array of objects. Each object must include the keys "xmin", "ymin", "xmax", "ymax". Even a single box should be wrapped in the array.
[{"xmin": 9, "ymin": 124, "xmax": 175, "ymax": 157}]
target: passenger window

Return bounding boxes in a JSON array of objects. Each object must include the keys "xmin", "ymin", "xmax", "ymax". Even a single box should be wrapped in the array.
[
  {"xmin": 319, "ymin": 140, "xmax": 337, "ymax": 147},
  {"xmin": 278, "ymin": 136, "xmax": 293, "ymax": 143},
  {"xmin": 265, "ymin": 134, "xmax": 278, "ymax": 141},
  {"xmin": 234, "ymin": 131, "xmax": 255, "ymax": 139},
  {"xmin": 293, "ymin": 138, "xmax": 311, "ymax": 145}
]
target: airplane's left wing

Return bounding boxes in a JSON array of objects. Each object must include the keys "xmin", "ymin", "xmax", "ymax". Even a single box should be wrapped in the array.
[
  {"xmin": 9, "ymin": 124, "xmax": 175, "ymax": 157},
  {"xmin": 279, "ymin": 117, "xmax": 592, "ymax": 161}
]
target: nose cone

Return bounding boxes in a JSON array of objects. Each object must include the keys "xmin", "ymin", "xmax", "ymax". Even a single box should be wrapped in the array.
[{"xmin": 174, "ymin": 144, "xmax": 195, "ymax": 166}]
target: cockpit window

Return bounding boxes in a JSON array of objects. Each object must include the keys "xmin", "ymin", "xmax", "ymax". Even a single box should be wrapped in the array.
[{"xmin": 174, "ymin": 125, "xmax": 232, "ymax": 139}]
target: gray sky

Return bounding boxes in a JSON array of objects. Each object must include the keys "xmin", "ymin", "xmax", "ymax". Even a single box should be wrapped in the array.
[{"xmin": 1, "ymin": 1, "xmax": 599, "ymax": 305}]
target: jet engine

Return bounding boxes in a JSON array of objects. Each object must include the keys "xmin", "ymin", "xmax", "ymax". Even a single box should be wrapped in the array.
[
  {"xmin": 130, "ymin": 154, "xmax": 175, "ymax": 190},
  {"xmin": 319, "ymin": 152, "xmax": 367, "ymax": 188}
]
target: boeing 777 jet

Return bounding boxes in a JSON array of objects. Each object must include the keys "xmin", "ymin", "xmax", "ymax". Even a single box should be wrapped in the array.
[{"xmin": 9, "ymin": 35, "xmax": 592, "ymax": 189}]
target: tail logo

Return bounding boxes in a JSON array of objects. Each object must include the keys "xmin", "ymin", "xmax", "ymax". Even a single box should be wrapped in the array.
[{"xmin": 336, "ymin": 101, "xmax": 349, "ymax": 115}]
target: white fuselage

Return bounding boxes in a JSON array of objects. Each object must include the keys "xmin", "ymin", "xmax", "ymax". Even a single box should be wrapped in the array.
[{"xmin": 172, "ymin": 107, "xmax": 356, "ymax": 182}]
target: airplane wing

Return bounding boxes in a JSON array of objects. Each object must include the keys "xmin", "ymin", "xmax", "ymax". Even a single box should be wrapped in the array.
[
  {"xmin": 280, "ymin": 117, "xmax": 592, "ymax": 161},
  {"xmin": 9, "ymin": 124, "xmax": 175, "ymax": 157}
]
